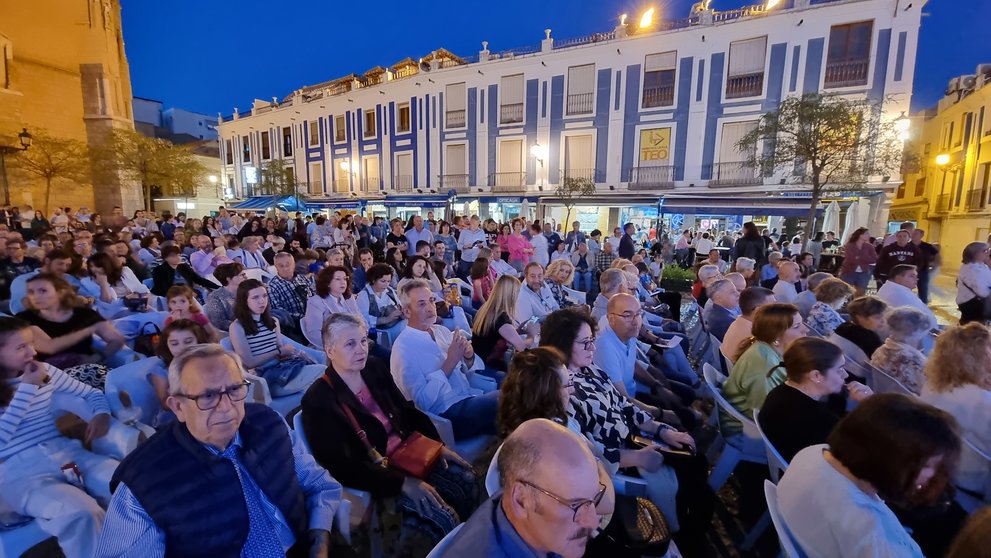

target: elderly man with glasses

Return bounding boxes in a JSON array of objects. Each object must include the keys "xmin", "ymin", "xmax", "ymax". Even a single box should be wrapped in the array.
[{"xmin": 97, "ymin": 344, "xmax": 350, "ymax": 558}]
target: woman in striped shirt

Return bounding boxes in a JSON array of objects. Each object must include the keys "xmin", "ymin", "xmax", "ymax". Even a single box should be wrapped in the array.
[
  {"xmin": 0, "ymin": 316, "xmax": 117, "ymax": 558},
  {"xmin": 229, "ymin": 279, "xmax": 322, "ymax": 396}
]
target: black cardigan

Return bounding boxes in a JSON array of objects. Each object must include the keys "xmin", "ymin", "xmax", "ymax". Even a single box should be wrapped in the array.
[
  {"xmin": 150, "ymin": 262, "xmax": 215, "ymax": 296},
  {"xmin": 300, "ymin": 357, "xmax": 441, "ymax": 498}
]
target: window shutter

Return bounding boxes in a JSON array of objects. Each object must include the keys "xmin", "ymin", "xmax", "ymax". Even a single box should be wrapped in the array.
[
  {"xmin": 446, "ymin": 144, "xmax": 466, "ymax": 175},
  {"xmin": 568, "ymin": 65, "xmax": 595, "ymax": 95},
  {"xmin": 728, "ymin": 37, "xmax": 767, "ymax": 76},
  {"xmin": 645, "ymin": 52, "xmax": 677, "ymax": 72},
  {"xmin": 499, "ymin": 140, "xmax": 523, "ymax": 173},
  {"xmin": 446, "ymin": 83, "xmax": 466, "ymax": 112},
  {"xmin": 500, "ymin": 75, "xmax": 524, "ymax": 105},
  {"xmin": 719, "ymin": 121, "xmax": 758, "ymax": 162}
]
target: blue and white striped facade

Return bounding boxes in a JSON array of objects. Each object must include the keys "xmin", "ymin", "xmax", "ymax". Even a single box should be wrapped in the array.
[{"xmin": 217, "ymin": 0, "xmax": 923, "ymax": 218}]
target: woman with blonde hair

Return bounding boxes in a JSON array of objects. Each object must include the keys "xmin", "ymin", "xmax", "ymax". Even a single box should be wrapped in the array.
[
  {"xmin": 544, "ymin": 258, "xmax": 577, "ymax": 308},
  {"xmin": 921, "ymin": 323, "xmax": 991, "ymax": 496},
  {"xmin": 470, "ymin": 275, "xmax": 538, "ymax": 375}
]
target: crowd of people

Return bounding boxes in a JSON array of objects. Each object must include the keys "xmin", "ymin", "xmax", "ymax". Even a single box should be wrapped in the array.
[{"xmin": 0, "ymin": 203, "xmax": 990, "ymax": 558}]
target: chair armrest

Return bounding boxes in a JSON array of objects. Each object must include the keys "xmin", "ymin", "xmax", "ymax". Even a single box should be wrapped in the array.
[
  {"xmin": 245, "ymin": 373, "xmax": 273, "ymax": 405},
  {"xmin": 334, "ymin": 496, "xmax": 353, "ymax": 544},
  {"xmin": 90, "ymin": 418, "xmax": 146, "ymax": 460},
  {"xmin": 425, "ymin": 411, "xmax": 457, "ymax": 447}
]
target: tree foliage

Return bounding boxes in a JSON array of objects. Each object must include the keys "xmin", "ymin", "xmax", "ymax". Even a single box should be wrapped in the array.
[
  {"xmin": 8, "ymin": 130, "xmax": 90, "ymax": 215},
  {"xmin": 258, "ymin": 157, "xmax": 305, "ymax": 198},
  {"xmin": 91, "ymin": 128, "xmax": 209, "ymax": 211},
  {"xmin": 737, "ymin": 93, "xmax": 903, "ymax": 239},
  {"xmin": 556, "ymin": 176, "xmax": 597, "ymax": 228}
]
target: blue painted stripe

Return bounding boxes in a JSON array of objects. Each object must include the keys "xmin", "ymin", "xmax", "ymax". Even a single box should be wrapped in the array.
[
  {"xmin": 468, "ymin": 87, "xmax": 478, "ymax": 187},
  {"xmin": 621, "ymin": 64, "xmax": 641, "ymax": 182},
  {"xmin": 790, "ymin": 45, "xmax": 801, "ymax": 92},
  {"xmin": 894, "ymin": 31, "xmax": 907, "ymax": 82},
  {"xmin": 696, "ymin": 59, "xmax": 705, "ymax": 102},
  {"xmin": 480, "ymin": 89, "xmax": 485, "ymax": 124},
  {"xmin": 548, "ymin": 75, "xmax": 565, "ymax": 180},
  {"xmin": 614, "ymin": 72, "xmax": 622, "ymax": 111},
  {"xmin": 541, "ymin": 81, "xmax": 547, "ymax": 119},
  {"xmin": 763, "ymin": 43, "xmax": 788, "ymax": 111},
  {"xmin": 673, "ymin": 57, "xmax": 694, "ymax": 181},
  {"xmin": 803, "ymin": 38, "xmax": 824, "ymax": 94},
  {"xmin": 525, "ymin": 78, "xmax": 540, "ymax": 183},
  {"xmin": 487, "ymin": 83, "xmax": 498, "ymax": 186},
  {"xmin": 701, "ymin": 52, "xmax": 726, "ymax": 177},
  {"xmin": 594, "ymin": 68, "xmax": 611, "ymax": 180},
  {"xmin": 868, "ymin": 29, "xmax": 891, "ymax": 103},
  {"xmin": 425, "ymin": 95, "xmax": 431, "ymax": 187}
]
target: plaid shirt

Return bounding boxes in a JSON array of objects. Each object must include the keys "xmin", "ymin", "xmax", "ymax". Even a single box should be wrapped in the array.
[
  {"xmin": 594, "ymin": 251, "xmax": 617, "ymax": 272},
  {"xmin": 267, "ymin": 273, "xmax": 315, "ymax": 320}
]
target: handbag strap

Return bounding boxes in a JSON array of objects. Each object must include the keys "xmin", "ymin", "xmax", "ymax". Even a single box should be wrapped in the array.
[{"xmin": 321, "ymin": 374, "xmax": 385, "ymax": 465}]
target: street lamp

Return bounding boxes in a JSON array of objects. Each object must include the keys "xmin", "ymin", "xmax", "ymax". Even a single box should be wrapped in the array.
[
  {"xmin": 0, "ymin": 128, "xmax": 33, "ymax": 206},
  {"xmin": 530, "ymin": 143, "xmax": 547, "ymax": 192},
  {"xmin": 935, "ymin": 153, "xmax": 951, "ymax": 167}
]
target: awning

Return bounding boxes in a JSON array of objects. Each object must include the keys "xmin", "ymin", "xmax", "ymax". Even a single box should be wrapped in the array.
[
  {"xmin": 380, "ymin": 195, "xmax": 451, "ymax": 208},
  {"xmin": 538, "ymin": 194, "xmax": 824, "ymax": 218},
  {"xmin": 307, "ymin": 199, "xmax": 366, "ymax": 210},
  {"xmin": 457, "ymin": 195, "xmax": 540, "ymax": 204},
  {"xmin": 229, "ymin": 195, "xmax": 309, "ymax": 212}
]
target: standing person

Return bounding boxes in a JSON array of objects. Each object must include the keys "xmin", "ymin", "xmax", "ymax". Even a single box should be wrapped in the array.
[
  {"xmin": 618, "ymin": 223, "xmax": 636, "ymax": 259},
  {"xmin": 838, "ymin": 227, "xmax": 878, "ymax": 297},
  {"xmin": 528, "ymin": 223, "xmax": 549, "ymax": 268},
  {"xmin": 434, "ymin": 222, "xmax": 458, "ymax": 268},
  {"xmin": 956, "ymin": 241, "xmax": 991, "ymax": 324},
  {"xmin": 505, "ymin": 219, "xmax": 534, "ymax": 273},
  {"xmin": 542, "ymin": 222, "xmax": 562, "ymax": 258},
  {"xmin": 804, "ymin": 231, "xmax": 824, "ymax": 269},
  {"xmin": 457, "ymin": 216, "xmax": 487, "ymax": 279},
  {"xmin": 911, "ymin": 229, "xmax": 940, "ymax": 303},
  {"xmin": 30, "ymin": 209, "xmax": 50, "ymax": 238},
  {"xmin": 386, "ymin": 218, "xmax": 410, "ymax": 253},
  {"xmin": 734, "ymin": 221, "xmax": 768, "ymax": 268},
  {"xmin": 874, "ymin": 229, "xmax": 920, "ymax": 288},
  {"xmin": 404, "ymin": 215, "xmax": 433, "ymax": 257},
  {"xmin": 564, "ymin": 221, "xmax": 586, "ymax": 251}
]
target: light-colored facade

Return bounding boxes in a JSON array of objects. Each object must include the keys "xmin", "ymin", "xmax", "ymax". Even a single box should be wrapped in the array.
[
  {"xmin": 0, "ymin": 0, "xmax": 141, "ymax": 214},
  {"xmin": 218, "ymin": 0, "xmax": 922, "ymax": 230},
  {"xmin": 163, "ymin": 108, "xmax": 218, "ymax": 141},
  {"xmin": 893, "ymin": 66, "xmax": 991, "ymax": 273}
]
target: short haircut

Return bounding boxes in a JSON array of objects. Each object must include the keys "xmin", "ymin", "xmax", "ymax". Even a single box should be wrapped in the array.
[
  {"xmin": 598, "ymin": 268, "xmax": 627, "ymax": 295},
  {"xmin": 523, "ymin": 261, "xmax": 543, "ymax": 275},
  {"xmin": 415, "ymin": 240, "xmax": 430, "ymax": 251},
  {"xmin": 161, "ymin": 245, "xmax": 181, "ymax": 259},
  {"xmin": 806, "ymin": 272, "xmax": 833, "ymax": 292},
  {"xmin": 814, "ymin": 277, "xmax": 854, "ymax": 304},
  {"xmin": 885, "ymin": 306, "xmax": 931, "ymax": 340},
  {"xmin": 739, "ymin": 287, "xmax": 774, "ymax": 316},
  {"xmin": 707, "ymin": 278, "xmax": 735, "ymax": 298},
  {"xmin": 365, "ymin": 263, "xmax": 394, "ymax": 285},
  {"xmin": 697, "ymin": 264, "xmax": 721, "ymax": 284},
  {"xmin": 540, "ymin": 307, "xmax": 598, "ymax": 358},
  {"xmin": 214, "ymin": 262, "xmax": 244, "ymax": 286},
  {"xmin": 397, "ymin": 278, "xmax": 431, "ymax": 308},
  {"xmin": 767, "ymin": 251, "xmax": 783, "ymax": 262},
  {"xmin": 889, "ymin": 264, "xmax": 917, "ymax": 280},
  {"xmin": 273, "ymin": 252, "xmax": 294, "ymax": 264},
  {"xmin": 961, "ymin": 242, "xmax": 988, "ymax": 264},
  {"xmin": 321, "ymin": 312, "xmax": 368, "ymax": 350},
  {"xmin": 497, "ymin": 426, "xmax": 542, "ymax": 485},
  {"xmin": 167, "ymin": 343, "xmax": 245, "ymax": 396},
  {"xmin": 846, "ymin": 296, "xmax": 886, "ymax": 320}
]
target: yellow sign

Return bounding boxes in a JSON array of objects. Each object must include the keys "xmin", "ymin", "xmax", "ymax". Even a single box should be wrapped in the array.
[{"xmin": 639, "ymin": 128, "xmax": 671, "ymax": 162}]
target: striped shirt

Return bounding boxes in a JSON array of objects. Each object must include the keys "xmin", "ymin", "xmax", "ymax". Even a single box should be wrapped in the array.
[
  {"xmin": 0, "ymin": 364, "xmax": 111, "ymax": 460},
  {"xmin": 245, "ymin": 319, "xmax": 278, "ymax": 357}
]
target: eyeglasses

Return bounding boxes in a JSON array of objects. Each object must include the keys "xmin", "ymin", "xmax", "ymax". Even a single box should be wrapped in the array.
[
  {"xmin": 609, "ymin": 309, "xmax": 645, "ymax": 321},
  {"xmin": 574, "ymin": 337, "xmax": 596, "ymax": 350},
  {"xmin": 520, "ymin": 480, "xmax": 606, "ymax": 522},
  {"xmin": 176, "ymin": 380, "xmax": 251, "ymax": 411}
]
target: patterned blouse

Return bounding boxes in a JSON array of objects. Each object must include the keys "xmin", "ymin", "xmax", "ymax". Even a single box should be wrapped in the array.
[
  {"xmin": 568, "ymin": 365, "xmax": 655, "ymax": 467},
  {"xmin": 545, "ymin": 279, "xmax": 575, "ymax": 308},
  {"xmin": 871, "ymin": 338, "xmax": 927, "ymax": 395},
  {"xmin": 806, "ymin": 302, "xmax": 845, "ymax": 337}
]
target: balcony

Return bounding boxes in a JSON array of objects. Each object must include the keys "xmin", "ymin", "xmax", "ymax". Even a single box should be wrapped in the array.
[
  {"xmin": 704, "ymin": 162, "xmax": 761, "ymax": 186},
  {"xmin": 439, "ymin": 174, "xmax": 470, "ymax": 193},
  {"xmin": 307, "ymin": 182, "xmax": 324, "ymax": 196},
  {"xmin": 490, "ymin": 172, "xmax": 527, "ymax": 192},
  {"xmin": 359, "ymin": 177, "xmax": 380, "ymax": 192},
  {"xmin": 445, "ymin": 109, "xmax": 466, "ymax": 128},
  {"xmin": 561, "ymin": 168, "xmax": 603, "ymax": 182},
  {"xmin": 393, "ymin": 175, "xmax": 414, "ymax": 192},
  {"xmin": 642, "ymin": 86, "xmax": 675, "ymax": 108},
  {"xmin": 333, "ymin": 178, "xmax": 350, "ymax": 194},
  {"xmin": 499, "ymin": 103, "xmax": 524, "ymax": 124},
  {"xmin": 966, "ymin": 189, "xmax": 988, "ymax": 212},
  {"xmin": 935, "ymin": 193, "xmax": 951, "ymax": 213},
  {"xmin": 566, "ymin": 93, "xmax": 594, "ymax": 116},
  {"xmin": 725, "ymin": 72, "xmax": 764, "ymax": 99},
  {"xmin": 628, "ymin": 166, "xmax": 676, "ymax": 190},
  {"xmin": 824, "ymin": 59, "xmax": 869, "ymax": 88}
]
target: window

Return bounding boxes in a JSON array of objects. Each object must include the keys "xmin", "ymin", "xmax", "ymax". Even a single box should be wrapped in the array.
[
  {"xmin": 308, "ymin": 121, "xmax": 319, "ymax": 146},
  {"xmin": 726, "ymin": 37, "xmax": 766, "ymax": 99},
  {"xmin": 955, "ymin": 113, "xmax": 970, "ymax": 147},
  {"xmin": 564, "ymin": 135, "xmax": 594, "ymax": 181},
  {"xmin": 0, "ymin": 38, "xmax": 10, "ymax": 90},
  {"xmin": 494, "ymin": 140, "xmax": 524, "ymax": 190},
  {"xmin": 825, "ymin": 21, "xmax": 872, "ymax": 88},
  {"xmin": 335, "ymin": 115, "xmax": 346, "ymax": 142},
  {"xmin": 362, "ymin": 156, "xmax": 379, "ymax": 191},
  {"xmin": 394, "ymin": 152, "xmax": 414, "ymax": 190},
  {"xmin": 914, "ymin": 176, "xmax": 927, "ymax": 197},
  {"xmin": 241, "ymin": 135, "xmax": 251, "ymax": 163},
  {"xmin": 712, "ymin": 120, "xmax": 760, "ymax": 184},
  {"xmin": 224, "ymin": 139, "xmax": 233, "ymax": 165},
  {"xmin": 941, "ymin": 121, "xmax": 954, "ymax": 150},
  {"xmin": 260, "ymin": 131, "xmax": 271, "ymax": 160},
  {"xmin": 308, "ymin": 162, "xmax": 323, "ymax": 194},
  {"xmin": 500, "ymin": 74, "xmax": 524, "ymax": 124},
  {"xmin": 446, "ymin": 83, "xmax": 467, "ymax": 128},
  {"xmin": 896, "ymin": 184, "xmax": 906, "ymax": 199},
  {"xmin": 282, "ymin": 127, "xmax": 293, "ymax": 157},
  {"xmin": 642, "ymin": 52, "xmax": 677, "ymax": 108},
  {"xmin": 566, "ymin": 64, "xmax": 595, "ymax": 115},
  {"xmin": 444, "ymin": 144, "xmax": 467, "ymax": 191},
  {"xmin": 397, "ymin": 102, "xmax": 411, "ymax": 133},
  {"xmin": 363, "ymin": 109, "xmax": 376, "ymax": 138}
]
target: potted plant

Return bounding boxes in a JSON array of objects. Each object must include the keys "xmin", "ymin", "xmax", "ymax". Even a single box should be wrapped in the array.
[{"xmin": 659, "ymin": 265, "xmax": 695, "ymax": 293}]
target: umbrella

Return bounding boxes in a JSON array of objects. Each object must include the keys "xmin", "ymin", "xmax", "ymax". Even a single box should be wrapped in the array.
[
  {"xmin": 768, "ymin": 216, "xmax": 784, "ymax": 236},
  {"xmin": 821, "ymin": 201, "xmax": 840, "ymax": 234},
  {"xmin": 840, "ymin": 199, "xmax": 866, "ymax": 243},
  {"xmin": 520, "ymin": 198, "xmax": 529, "ymax": 220}
]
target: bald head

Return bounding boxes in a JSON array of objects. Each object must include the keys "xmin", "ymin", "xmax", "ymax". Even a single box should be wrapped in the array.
[
  {"xmin": 498, "ymin": 418, "xmax": 597, "ymax": 486},
  {"xmin": 607, "ymin": 293, "xmax": 642, "ymax": 341},
  {"xmin": 725, "ymin": 272, "xmax": 746, "ymax": 292}
]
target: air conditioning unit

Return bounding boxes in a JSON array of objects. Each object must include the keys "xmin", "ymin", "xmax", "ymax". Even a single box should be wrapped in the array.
[
  {"xmin": 961, "ymin": 75, "xmax": 978, "ymax": 90},
  {"xmin": 946, "ymin": 77, "xmax": 961, "ymax": 95},
  {"xmin": 977, "ymin": 64, "xmax": 991, "ymax": 85}
]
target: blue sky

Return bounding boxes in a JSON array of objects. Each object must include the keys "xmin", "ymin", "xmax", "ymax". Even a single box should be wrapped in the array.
[{"xmin": 122, "ymin": 0, "xmax": 988, "ymax": 116}]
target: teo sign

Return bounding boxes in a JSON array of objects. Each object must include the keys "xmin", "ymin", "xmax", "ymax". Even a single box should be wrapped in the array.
[{"xmin": 639, "ymin": 128, "xmax": 671, "ymax": 162}]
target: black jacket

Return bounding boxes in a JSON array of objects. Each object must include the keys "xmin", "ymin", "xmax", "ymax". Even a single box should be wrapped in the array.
[
  {"xmin": 300, "ymin": 357, "xmax": 440, "ymax": 498},
  {"xmin": 151, "ymin": 262, "xmax": 215, "ymax": 296},
  {"xmin": 734, "ymin": 236, "xmax": 768, "ymax": 267}
]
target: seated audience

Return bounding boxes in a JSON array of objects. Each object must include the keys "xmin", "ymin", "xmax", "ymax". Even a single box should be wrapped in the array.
[
  {"xmin": 722, "ymin": 303, "xmax": 807, "ymax": 436},
  {"xmin": 97, "ymin": 343, "xmax": 350, "ymax": 558},
  {"xmin": 356, "ymin": 263, "xmax": 405, "ymax": 339},
  {"xmin": 733, "ymin": 257, "xmax": 757, "ymax": 285},
  {"xmin": 692, "ymin": 264, "xmax": 722, "ymax": 308},
  {"xmin": 721, "ymin": 286, "xmax": 775, "ymax": 365},
  {"xmin": 795, "ymin": 271, "xmax": 832, "ymax": 319},
  {"xmin": 302, "ymin": 265, "xmax": 359, "ymax": 348},
  {"xmin": 877, "ymin": 264, "xmax": 937, "ymax": 329},
  {"xmin": 164, "ymin": 285, "xmax": 220, "ymax": 341},
  {"xmin": 570, "ymin": 242, "xmax": 594, "ymax": 292},
  {"xmin": 189, "ymin": 234, "xmax": 221, "ymax": 277},
  {"xmin": 301, "ymin": 314, "xmax": 478, "ymax": 555},
  {"xmin": 759, "ymin": 337, "xmax": 872, "ymax": 462},
  {"xmin": 833, "ymin": 296, "xmax": 888, "ymax": 361},
  {"xmin": 807, "ymin": 277, "xmax": 854, "ymax": 337},
  {"xmin": 351, "ymin": 248, "xmax": 375, "ymax": 293},
  {"xmin": 398, "ymin": 255, "xmax": 443, "ymax": 295},
  {"xmin": 391, "ymin": 279, "xmax": 498, "ymax": 441},
  {"xmin": 515, "ymin": 262, "xmax": 560, "ymax": 323},
  {"xmin": 204, "ymin": 262, "xmax": 244, "ymax": 333},
  {"xmin": 267, "ymin": 252, "xmax": 315, "ymax": 324},
  {"xmin": 0, "ymin": 238, "xmax": 41, "ymax": 300},
  {"xmin": 545, "ymin": 258, "xmax": 579, "ymax": 308},
  {"xmin": 770, "ymin": 260, "xmax": 801, "ymax": 304},
  {"xmin": 150, "ymin": 245, "xmax": 215, "ymax": 297},
  {"xmin": 471, "ymin": 275, "xmax": 537, "ymax": 375},
  {"xmin": 469, "ymin": 258, "xmax": 494, "ymax": 308},
  {"xmin": 702, "ymin": 278, "xmax": 740, "ymax": 341},
  {"xmin": 147, "ymin": 318, "xmax": 212, "ymax": 427},
  {"xmin": 229, "ymin": 278, "xmax": 322, "ymax": 396},
  {"xmin": 0, "ymin": 316, "xmax": 116, "ymax": 558},
  {"xmin": 9, "ymin": 248, "xmax": 78, "ymax": 314},
  {"xmin": 777, "ymin": 394, "xmax": 961, "ymax": 558},
  {"xmin": 870, "ymin": 306, "xmax": 931, "ymax": 395}
]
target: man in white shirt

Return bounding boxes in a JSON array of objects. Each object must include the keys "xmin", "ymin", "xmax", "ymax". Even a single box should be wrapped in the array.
[
  {"xmin": 721, "ymin": 287, "xmax": 775, "ymax": 365},
  {"xmin": 189, "ymin": 235, "xmax": 220, "ymax": 277},
  {"xmin": 390, "ymin": 279, "xmax": 498, "ymax": 440},
  {"xmin": 876, "ymin": 264, "xmax": 937, "ymax": 329},
  {"xmin": 50, "ymin": 207, "xmax": 69, "ymax": 234},
  {"xmin": 515, "ymin": 262, "xmax": 560, "ymax": 324},
  {"xmin": 457, "ymin": 215, "xmax": 488, "ymax": 278},
  {"xmin": 483, "ymin": 246, "xmax": 519, "ymax": 278},
  {"xmin": 694, "ymin": 233, "xmax": 714, "ymax": 257},
  {"xmin": 771, "ymin": 261, "xmax": 801, "ymax": 304},
  {"xmin": 605, "ymin": 227, "xmax": 623, "ymax": 254}
]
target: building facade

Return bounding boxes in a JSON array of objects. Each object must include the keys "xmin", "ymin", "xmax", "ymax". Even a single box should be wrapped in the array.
[
  {"xmin": 218, "ymin": 0, "xmax": 922, "ymax": 232},
  {"xmin": 893, "ymin": 66, "xmax": 991, "ymax": 273},
  {"xmin": 0, "ymin": 0, "xmax": 141, "ymax": 214}
]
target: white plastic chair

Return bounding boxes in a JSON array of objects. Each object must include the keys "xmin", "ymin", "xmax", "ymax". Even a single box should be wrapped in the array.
[
  {"xmin": 955, "ymin": 438, "xmax": 991, "ymax": 514},
  {"xmin": 449, "ymin": 277, "xmax": 474, "ymax": 301},
  {"xmin": 219, "ymin": 337, "xmax": 324, "ymax": 416},
  {"xmin": 702, "ymin": 363, "xmax": 768, "ymax": 491},
  {"xmin": 562, "ymin": 286, "xmax": 587, "ymax": 306},
  {"xmin": 105, "ymin": 358, "xmax": 167, "ymax": 428},
  {"xmin": 425, "ymin": 522, "xmax": 465, "ymax": 558},
  {"xmin": 426, "ymin": 373, "xmax": 497, "ymax": 463},
  {"xmin": 826, "ymin": 333, "xmax": 869, "ymax": 368},
  {"xmin": 865, "ymin": 363, "xmax": 916, "ymax": 396},
  {"xmin": 753, "ymin": 409, "xmax": 789, "ymax": 483},
  {"xmin": 764, "ymin": 480, "xmax": 807, "ymax": 558}
]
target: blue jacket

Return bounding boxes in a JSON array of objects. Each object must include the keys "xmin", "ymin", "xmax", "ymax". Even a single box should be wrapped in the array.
[{"xmin": 439, "ymin": 496, "xmax": 558, "ymax": 557}]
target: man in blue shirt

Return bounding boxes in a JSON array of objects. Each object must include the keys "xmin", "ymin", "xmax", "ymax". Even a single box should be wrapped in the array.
[
  {"xmin": 405, "ymin": 215, "xmax": 433, "ymax": 257},
  {"xmin": 96, "ymin": 344, "xmax": 347, "ymax": 558},
  {"xmin": 439, "ymin": 419, "xmax": 604, "ymax": 558},
  {"xmin": 702, "ymin": 278, "xmax": 740, "ymax": 341}
]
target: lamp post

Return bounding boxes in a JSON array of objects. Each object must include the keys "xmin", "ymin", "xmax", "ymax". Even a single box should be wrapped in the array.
[{"xmin": 0, "ymin": 128, "xmax": 33, "ymax": 206}]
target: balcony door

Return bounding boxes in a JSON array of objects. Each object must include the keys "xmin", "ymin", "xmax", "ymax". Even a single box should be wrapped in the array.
[
  {"xmin": 564, "ymin": 135, "xmax": 594, "ymax": 181},
  {"xmin": 496, "ymin": 140, "xmax": 524, "ymax": 189}
]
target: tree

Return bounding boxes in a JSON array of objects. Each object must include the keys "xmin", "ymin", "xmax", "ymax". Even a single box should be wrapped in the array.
[
  {"xmin": 258, "ymin": 158, "xmax": 305, "ymax": 196},
  {"xmin": 737, "ymin": 93, "xmax": 903, "ymax": 240},
  {"xmin": 8, "ymin": 130, "xmax": 90, "ymax": 215},
  {"xmin": 91, "ymin": 128, "xmax": 209, "ymax": 211},
  {"xmin": 555, "ymin": 176, "xmax": 597, "ymax": 230}
]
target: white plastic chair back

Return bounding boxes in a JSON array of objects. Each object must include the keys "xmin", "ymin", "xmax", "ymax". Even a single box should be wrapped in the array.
[
  {"xmin": 702, "ymin": 363, "xmax": 761, "ymax": 441},
  {"xmin": 425, "ymin": 523, "xmax": 465, "ymax": 558},
  {"xmin": 753, "ymin": 409, "xmax": 790, "ymax": 483},
  {"xmin": 563, "ymin": 286, "xmax": 587, "ymax": 305},
  {"xmin": 867, "ymin": 363, "xmax": 916, "ymax": 396},
  {"xmin": 105, "ymin": 358, "xmax": 167, "ymax": 425},
  {"xmin": 955, "ymin": 438, "xmax": 991, "ymax": 513},
  {"xmin": 764, "ymin": 480, "xmax": 807, "ymax": 558},
  {"xmin": 290, "ymin": 412, "xmax": 355, "ymax": 544},
  {"xmin": 485, "ymin": 446, "xmax": 503, "ymax": 496},
  {"xmin": 826, "ymin": 333, "xmax": 869, "ymax": 367},
  {"xmin": 449, "ymin": 277, "xmax": 474, "ymax": 300}
]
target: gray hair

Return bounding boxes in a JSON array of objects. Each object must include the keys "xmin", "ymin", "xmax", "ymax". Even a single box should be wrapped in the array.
[
  {"xmin": 885, "ymin": 306, "xmax": 932, "ymax": 341},
  {"xmin": 768, "ymin": 251, "xmax": 783, "ymax": 262},
  {"xmin": 698, "ymin": 264, "xmax": 721, "ymax": 285},
  {"xmin": 325, "ymin": 248, "xmax": 344, "ymax": 260},
  {"xmin": 167, "ymin": 343, "xmax": 246, "ymax": 396},
  {"xmin": 707, "ymin": 278, "xmax": 735, "ymax": 298},
  {"xmin": 273, "ymin": 252, "xmax": 294, "ymax": 263},
  {"xmin": 397, "ymin": 278, "xmax": 431, "ymax": 308},
  {"xmin": 735, "ymin": 257, "xmax": 756, "ymax": 272},
  {"xmin": 599, "ymin": 268, "xmax": 627, "ymax": 296},
  {"xmin": 497, "ymin": 427, "xmax": 543, "ymax": 486},
  {"xmin": 807, "ymin": 272, "xmax": 833, "ymax": 292},
  {"xmin": 322, "ymin": 313, "xmax": 368, "ymax": 350}
]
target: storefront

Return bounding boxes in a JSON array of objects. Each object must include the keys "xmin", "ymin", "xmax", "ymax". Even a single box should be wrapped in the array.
[
  {"xmin": 455, "ymin": 195, "xmax": 539, "ymax": 223},
  {"xmin": 380, "ymin": 195, "xmax": 452, "ymax": 222}
]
